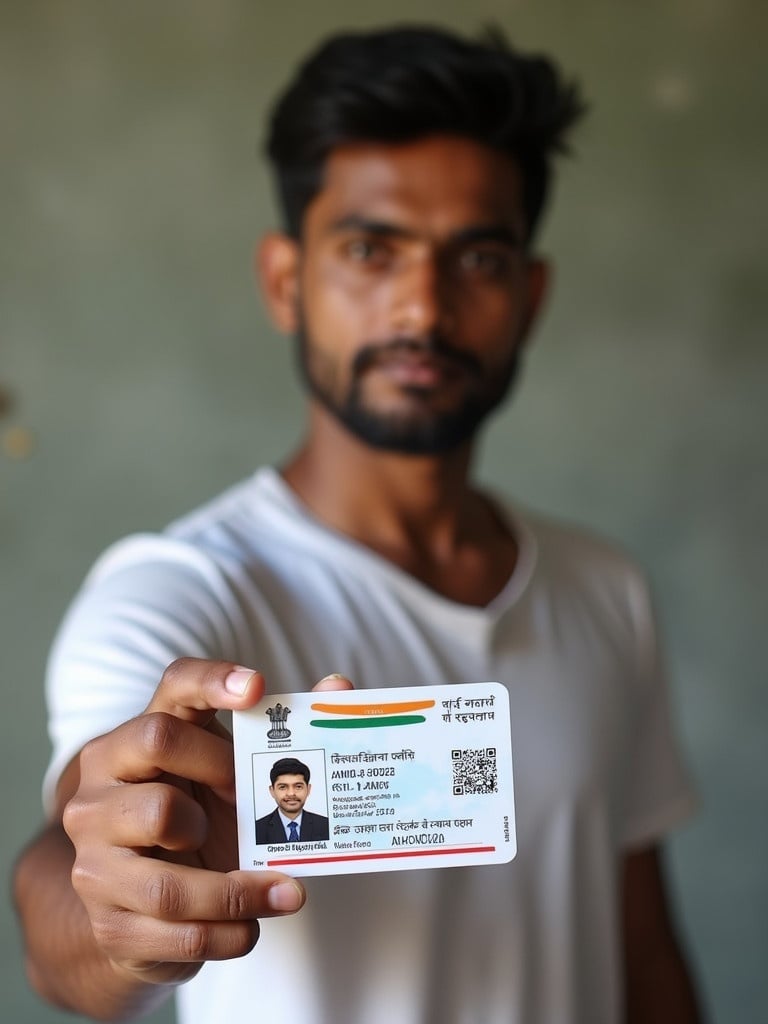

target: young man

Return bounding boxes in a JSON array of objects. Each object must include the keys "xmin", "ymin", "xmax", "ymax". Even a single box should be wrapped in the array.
[
  {"xmin": 14, "ymin": 25, "xmax": 702, "ymax": 1024},
  {"xmin": 255, "ymin": 758, "xmax": 329, "ymax": 844}
]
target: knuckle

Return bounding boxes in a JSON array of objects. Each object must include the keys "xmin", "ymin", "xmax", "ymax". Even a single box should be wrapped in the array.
[
  {"xmin": 90, "ymin": 909, "xmax": 128, "ymax": 956},
  {"xmin": 146, "ymin": 869, "xmax": 187, "ymax": 919},
  {"xmin": 224, "ymin": 877, "xmax": 250, "ymax": 921},
  {"xmin": 62, "ymin": 790, "xmax": 106, "ymax": 848},
  {"xmin": 141, "ymin": 785, "xmax": 175, "ymax": 839},
  {"xmin": 77, "ymin": 733, "xmax": 107, "ymax": 777},
  {"xmin": 136, "ymin": 712, "xmax": 178, "ymax": 762},
  {"xmin": 70, "ymin": 856, "xmax": 98, "ymax": 898},
  {"xmin": 161, "ymin": 657, "xmax": 195, "ymax": 687},
  {"xmin": 61, "ymin": 795, "xmax": 85, "ymax": 839},
  {"xmin": 178, "ymin": 922, "xmax": 211, "ymax": 961}
]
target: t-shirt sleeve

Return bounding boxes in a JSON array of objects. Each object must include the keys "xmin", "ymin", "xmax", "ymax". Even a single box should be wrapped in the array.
[
  {"xmin": 43, "ymin": 534, "xmax": 238, "ymax": 816},
  {"xmin": 619, "ymin": 571, "xmax": 697, "ymax": 849}
]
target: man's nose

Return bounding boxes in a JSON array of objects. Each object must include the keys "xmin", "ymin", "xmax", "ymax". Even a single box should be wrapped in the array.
[{"xmin": 391, "ymin": 254, "xmax": 452, "ymax": 337}]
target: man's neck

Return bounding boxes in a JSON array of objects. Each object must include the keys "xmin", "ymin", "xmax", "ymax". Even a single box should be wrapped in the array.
[{"xmin": 279, "ymin": 407, "xmax": 517, "ymax": 607}]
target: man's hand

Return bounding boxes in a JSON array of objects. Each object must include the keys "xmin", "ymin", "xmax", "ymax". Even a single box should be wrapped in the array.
[{"xmin": 61, "ymin": 659, "xmax": 352, "ymax": 989}]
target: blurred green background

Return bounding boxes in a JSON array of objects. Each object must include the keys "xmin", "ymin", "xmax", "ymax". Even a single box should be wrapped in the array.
[{"xmin": 2, "ymin": 2, "xmax": 765, "ymax": 1022}]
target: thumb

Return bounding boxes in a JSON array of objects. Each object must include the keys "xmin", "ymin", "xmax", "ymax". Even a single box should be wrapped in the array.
[
  {"xmin": 144, "ymin": 658, "xmax": 266, "ymax": 725},
  {"xmin": 312, "ymin": 673, "xmax": 355, "ymax": 693}
]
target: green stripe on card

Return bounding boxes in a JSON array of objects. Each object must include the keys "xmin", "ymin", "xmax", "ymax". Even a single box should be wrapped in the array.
[{"xmin": 309, "ymin": 715, "xmax": 426, "ymax": 729}]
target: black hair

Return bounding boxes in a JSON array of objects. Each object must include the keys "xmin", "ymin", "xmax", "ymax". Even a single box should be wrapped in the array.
[
  {"xmin": 265, "ymin": 24, "xmax": 586, "ymax": 242},
  {"xmin": 270, "ymin": 757, "xmax": 311, "ymax": 785}
]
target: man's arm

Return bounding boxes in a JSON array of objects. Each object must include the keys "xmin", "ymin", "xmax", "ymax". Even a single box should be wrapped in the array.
[
  {"xmin": 622, "ymin": 845, "xmax": 704, "ymax": 1024},
  {"xmin": 13, "ymin": 660, "xmax": 350, "ymax": 1021}
]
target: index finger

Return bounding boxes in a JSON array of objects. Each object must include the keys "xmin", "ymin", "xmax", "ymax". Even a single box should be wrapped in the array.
[
  {"xmin": 111, "ymin": 859, "xmax": 305, "ymax": 924},
  {"xmin": 144, "ymin": 658, "xmax": 265, "ymax": 727}
]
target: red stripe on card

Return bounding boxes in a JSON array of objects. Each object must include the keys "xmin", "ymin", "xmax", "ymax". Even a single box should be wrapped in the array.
[{"xmin": 266, "ymin": 846, "xmax": 495, "ymax": 866}]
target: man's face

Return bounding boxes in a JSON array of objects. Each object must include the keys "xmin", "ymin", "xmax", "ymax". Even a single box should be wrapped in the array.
[
  {"xmin": 269, "ymin": 773, "xmax": 311, "ymax": 819},
  {"xmin": 262, "ymin": 135, "xmax": 547, "ymax": 454}
]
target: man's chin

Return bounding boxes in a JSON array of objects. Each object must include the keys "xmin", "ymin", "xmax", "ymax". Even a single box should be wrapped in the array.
[{"xmin": 336, "ymin": 405, "xmax": 484, "ymax": 455}]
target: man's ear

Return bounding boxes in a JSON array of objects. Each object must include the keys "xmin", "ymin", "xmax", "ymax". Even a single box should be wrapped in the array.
[
  {"xmin": 256, "ymin": 232, "xmax": 301, "ymax": 334},
  {"xmin": 519, "ymin": 257, "xmax": 551, "ymax": 343}
]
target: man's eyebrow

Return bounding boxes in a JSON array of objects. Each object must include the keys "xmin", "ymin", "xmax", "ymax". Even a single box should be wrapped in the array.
[
  {"xmin": 451, "ymin": 225, "xmax": 525, "ymax": 249},
  {"xmin": 327, "ymin": 215, "xmax": 524, "ymax": 248},
  {"xmin": 328, "ymin": 215, "xmax": 417, "ymax": 239}
]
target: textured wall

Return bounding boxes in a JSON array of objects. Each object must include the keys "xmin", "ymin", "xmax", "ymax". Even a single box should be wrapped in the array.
[{"xmin": 2, "ymin": 3, "xmax": 766, "ymax": 1022}]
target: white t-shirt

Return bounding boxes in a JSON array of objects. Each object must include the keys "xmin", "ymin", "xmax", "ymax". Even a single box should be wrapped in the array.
[{"xmin": 44, "ymin": 468, "xmax": 695, "ymax": 1024}]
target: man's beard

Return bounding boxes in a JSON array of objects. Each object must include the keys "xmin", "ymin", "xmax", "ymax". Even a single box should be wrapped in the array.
[{"xmin": 296, "ymin": 328, "xmax": 522, "ymax": 455}]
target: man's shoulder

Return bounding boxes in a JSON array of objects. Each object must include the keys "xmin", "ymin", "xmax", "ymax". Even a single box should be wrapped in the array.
[
  {"xmin": 255, "ymin": 808, "xmax": 280, "ymax": 826},
  {"xmin": 301, "ymin": 810, "xmax": 330, "ymax": 840},
  {"xmin": 520, "ymin": 504, "xmax": 645, "ymax": 580},
  {"xmin": 78, "ymin": 468, "xmax": 281, "ymax": 589},
  {"xmin": 165, "ymin": 466, "xmax": 277, "ymax": 544},
  {"xmin": 511, "ymin": 504, "xmax": 654, "ymax": 628},
  {"xmin": 303, "ymin": 809, "xmax": 329, "ymax": 823}
]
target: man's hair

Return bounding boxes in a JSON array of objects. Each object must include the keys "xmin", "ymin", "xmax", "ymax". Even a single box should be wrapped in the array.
[
  {"xmin": 270, "ymin": 757, "xmax": 311, "ymax": 785},
  {"xmin": 266, "ymin": 24, "xmax": 586, "ymax": 242}
]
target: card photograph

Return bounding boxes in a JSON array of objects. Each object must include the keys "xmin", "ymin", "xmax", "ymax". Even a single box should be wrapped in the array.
[{"xmin": 251, "ymin": 748, "xmax": 330, "ymax": 845}]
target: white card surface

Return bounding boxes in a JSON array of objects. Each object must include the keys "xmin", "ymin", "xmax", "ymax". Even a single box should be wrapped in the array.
[{"xmin": 233, "ymin": 682, "xmax": 516, "ymax": 877}]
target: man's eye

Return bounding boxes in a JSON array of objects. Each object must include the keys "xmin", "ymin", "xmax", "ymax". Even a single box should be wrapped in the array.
[
  {"xmin": 342, "ymin": 238, "xmax": 390, "ymax": 264},
  {"xmin": 458, "ymin": 248, "xmax": 510, "ymax": 276}
]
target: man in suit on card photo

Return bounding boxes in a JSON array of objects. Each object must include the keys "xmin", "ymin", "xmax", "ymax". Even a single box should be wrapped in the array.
[{"xmin": 255, "ymin": 757, "xmax": 329, "ymax": 844}]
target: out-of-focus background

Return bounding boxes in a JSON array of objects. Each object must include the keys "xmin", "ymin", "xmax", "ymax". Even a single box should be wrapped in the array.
[{"xmin": 1, "ymin": 2, "xmax": 765, "ymax": 1022}]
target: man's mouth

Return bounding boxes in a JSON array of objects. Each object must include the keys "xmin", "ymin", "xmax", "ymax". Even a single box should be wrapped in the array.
[
  {"xmin": 378, "ymin": 351, "xmax": 455, "ymax": 388},
  {"xmin": 355, "ymin": 338, "xmax": 480, "ymax": 389}
]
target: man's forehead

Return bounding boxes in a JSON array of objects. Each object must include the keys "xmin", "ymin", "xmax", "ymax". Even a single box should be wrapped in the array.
[
  {"xmin": 273, "ymin": 773, "xmax": 307, "ymax": 784},
  {"xmin": 307, "ymin": 135, "xmax": 526, "ymax": 235}
]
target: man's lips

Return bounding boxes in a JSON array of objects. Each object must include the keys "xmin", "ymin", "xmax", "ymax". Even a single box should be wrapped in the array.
[
  {"xmin": 367, "ymin": 348, "xmax": 473, "ymax": 389},
  {"xmin": 353, "ymin": 338, "xmax": 481, "ymax": 388}
]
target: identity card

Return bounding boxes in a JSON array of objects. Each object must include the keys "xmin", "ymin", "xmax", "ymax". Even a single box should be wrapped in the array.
[{"xmin": 233, "ymin": 681, "xmax": 516, "ymax": 877}]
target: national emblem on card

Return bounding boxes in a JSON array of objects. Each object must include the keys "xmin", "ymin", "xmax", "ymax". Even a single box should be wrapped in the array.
[{"xmin": 265, "ymin": 702, "xmax": 292, "ymax": 740}]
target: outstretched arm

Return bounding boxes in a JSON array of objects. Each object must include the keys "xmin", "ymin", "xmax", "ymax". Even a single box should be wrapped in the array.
[
  {"xmin": 622, "ymin": 845, "xmax": 704, "ymax": 1024},
  {"xmin": 13, "ymin": 660, "xmax": 350, "ymax": 1021}
]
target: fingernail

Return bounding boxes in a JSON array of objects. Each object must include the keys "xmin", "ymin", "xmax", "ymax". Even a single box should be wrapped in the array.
[
  {"xmin": 224, "ymin": 668, "xmax": 256, "ymax": 696},
  {"xmin": 267, "ymin": 880, "xmax": 305, "ymax": 913},
  {"xmin": 314, "ymin": 673, "xmax": 353, "ymax": 691}
]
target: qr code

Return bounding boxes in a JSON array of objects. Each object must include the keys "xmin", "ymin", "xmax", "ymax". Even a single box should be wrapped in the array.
[{"xmin": 451, "ymin": 747, "xmax": 498, "ymax": 795}]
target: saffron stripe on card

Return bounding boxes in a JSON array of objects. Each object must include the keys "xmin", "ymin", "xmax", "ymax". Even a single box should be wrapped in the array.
[{"xmin": 310, "ymin": 700, "xmax": 435, "ymax": 716}]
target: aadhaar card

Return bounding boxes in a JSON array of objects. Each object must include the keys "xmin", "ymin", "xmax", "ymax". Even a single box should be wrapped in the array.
[{"xmin": 233, "ymin": 682, "xmax": 516, "ymax": 877}]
